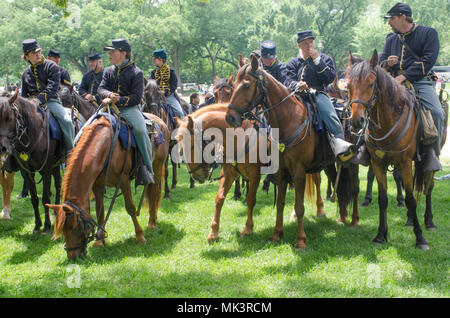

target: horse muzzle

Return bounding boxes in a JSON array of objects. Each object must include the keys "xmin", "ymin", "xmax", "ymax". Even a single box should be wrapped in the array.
[{"xmin": 225, "ymin": 110, "xmax": 242, "ymax": 128}]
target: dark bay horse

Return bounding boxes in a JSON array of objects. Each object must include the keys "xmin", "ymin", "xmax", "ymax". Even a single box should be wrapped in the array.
[
  {"xmin": 175, "ymin": 104, "xmax": 323, "ymax": 241},
  {"xmin": 58, "ymin": 84, "xmax": 97, "ymax": 121},
  {"xmin": 143, "ymin": 79, "xmax": 186, "ymax": 197},
  {"xmin": 225, "ymin": 56, "xmax": 355, "ymax": 250},
  {"xmin": 48, "ymin": 113, "xmax": 169, "ymax": 259},
  {"xmin": 346, "ymin": 50, "xmax": 448, "ymax": 250},
  {"xmin": 0, "ymin": 94, "xmax": 63, "ymax": 233}
]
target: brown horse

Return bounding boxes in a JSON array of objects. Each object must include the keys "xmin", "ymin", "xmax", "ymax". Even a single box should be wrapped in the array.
[
  {"xmin": 0, "ymin": 94, "xmax": 63, "ymax": 233},
  {"xmin": 346, "ymin": 50, "xmax": 448, "ymax": 250},
  {"xmin": 47, "ymin": 113, "xmax": 169, "ymax": 259},
  {"xmin": 225, "ymin": 55, "xmax": 354, "ymax": 250},
  {"xmin": 58, "ymin": 84, "xmax": 97, "ymax": 121},
  {"xmin": 175, "ymin": 104, "xmax": 324, "ymax": 241},
  {"xmin": 0, "ymin": 161, "xmax": 14, "ymax": 220},
  {"xmin": 143, "ymin": 79, "xmax": 186, "ymax": 197}
]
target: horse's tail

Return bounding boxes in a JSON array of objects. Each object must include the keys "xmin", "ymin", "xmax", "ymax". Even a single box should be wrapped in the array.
[
  {"xmin": 304, "ymin": 173, "xmax": 315, "ymax": 205},
  {"xmin": 337, "ymin": 165, "xmax": 353, "ymax": 208}
]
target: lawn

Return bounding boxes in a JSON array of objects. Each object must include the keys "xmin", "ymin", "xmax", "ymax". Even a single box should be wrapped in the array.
[{"xmin": 0, "ymin": 164, "xmax": 449, "ymax": 298}]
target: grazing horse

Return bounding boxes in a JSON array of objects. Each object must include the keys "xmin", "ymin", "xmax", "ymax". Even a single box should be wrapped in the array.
[
  {"xmin": 0, "ymin": 94, "xmax": 63, "ymax": 233},
  {"xmin": 175, "ymin": 104, "xmax": 323, "ymax": 241},
  {"xmin": 48, "ymin": 113, "xmax": 169, "ymax": 259},
  {"xmin": 346, "ymin": 50, "xmax": 448, "ymax": 250},
  {"xmin": 225, "ymin": 56, "xmax": 354, "ymax": 250},
  {"xmin": 143, "ymin": 79, "xmax": 185, "ymax": 197}
]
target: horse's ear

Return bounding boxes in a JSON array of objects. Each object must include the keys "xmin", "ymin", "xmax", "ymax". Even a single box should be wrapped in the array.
[
  {"xmin": 213, "ymin": 75, "xmax": 219, "ymax": 84},
  {"xmin": 250, "ymin": 54, "xmax": 259, "ymax": 73},
  {"xmin": 8, "ymin": 91, "xmax": 18, "ymax": 105},
  {"xmin": 238, "ymin": 54, "xmax": 245, "ymax": 68},
  {"xmin": 348, "ymin": 50, "xmax": 355, "ymax": 67},
  {"xmin": 370, "ymin": 49, "xmax": 378, "ymax": 69},
  {"xmin": 187, "ymin": 116, "xmax": 194, "ymax": 131},
  {"xmin": 227, "ymin": 74, "xmax": 234, "ymax": 86},
  {"xmin": 174, "ymin": 117, "xmax": 183, "ymax": 128}
]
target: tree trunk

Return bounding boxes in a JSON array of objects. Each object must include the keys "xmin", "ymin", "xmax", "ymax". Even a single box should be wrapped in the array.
[
  {"xmin": 171, "ymin": 42, "xmax": 182, "ymax": 88},
  {"xmin": 69, "ymin": 54, "xmax": 88, "ymax": 74}
]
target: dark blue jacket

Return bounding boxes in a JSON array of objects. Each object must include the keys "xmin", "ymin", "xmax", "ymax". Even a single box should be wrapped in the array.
[
  {"xmin": 21, "ymin": 58, "xmax": 60, "ymax": 104},
  {"xmin": 78, "ymin": 69, "xmax": 104, "ymax": 104},
  {"xmin": 379, "ymin": 24, "xmax": 439, "ymax": 83},
  {"xmin": 149, "ymin": 67, "xmax": 178, "ymax": 97},
  {"xmin": 263, "ymin": 58, "xmax": 287, "ymax": 85},
  {"xmin": 284, "ymin": 53, "xmax": 336, "ymax": 91},
  {"xmin": 59, "ymin": 67, "xmax": 72, "ymax": 86},
  {"xmin": 98, "ymin": 61, "xmax": 144, "ymax": 107}
]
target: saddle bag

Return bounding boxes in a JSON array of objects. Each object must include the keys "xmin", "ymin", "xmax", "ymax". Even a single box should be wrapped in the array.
[{"xmin": 419, "ymin": 107, "xmax": 438, "ymax": 145}]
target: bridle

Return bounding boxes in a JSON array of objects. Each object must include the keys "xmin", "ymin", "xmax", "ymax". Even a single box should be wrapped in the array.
[
  {"xmin": 62, "ymin": 200, "xmax": 107, "ymax": 252},
  {"xmin": 214, "ymin": 82, "xmax": 234, "ymax": 103}
]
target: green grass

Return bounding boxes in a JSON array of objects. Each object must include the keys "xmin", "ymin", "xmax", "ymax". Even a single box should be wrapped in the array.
[{"xmin": 0, "ymin": 164, "xmax": 449, "ymax": 298}]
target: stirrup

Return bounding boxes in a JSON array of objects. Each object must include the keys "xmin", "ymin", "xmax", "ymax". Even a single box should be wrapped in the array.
[{"xmin": 338, "ymin": 148, "xmax": 355, "ymax": 163}]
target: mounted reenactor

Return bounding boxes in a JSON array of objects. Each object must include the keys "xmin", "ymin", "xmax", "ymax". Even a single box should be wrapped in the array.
[
  {"xmin": 21, "ymin": 39, "xmax": 75, "ymax": 152},
  {"xmin": 98, "ymin": 38, "xmax": 155, "ymax": 184},
  {"xmin": 260, "ymin": 40, "xmax": 287, "ymax": 85},
  {"xmin": 380, "ymin": 2, "xmax": 444, "ymax": 171},
  {"xmin": 47, "ymin": 49, "xmax": 72, "ymax": 87},
  {"xmin": 284, "ymin": 30, "xmax": 355, "ymax": 163},
  {"xmin": 78, "ymin": 53, "xmax": 103, "ymax": 105},
  {"xmin": 149, "ymin": 49, "xmax": 185, "ymax": 119}
]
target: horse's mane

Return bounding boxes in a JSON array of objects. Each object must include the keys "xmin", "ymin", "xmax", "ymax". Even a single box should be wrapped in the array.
[
  {"xmin": 214, "ymin": 78, "xmax": 231, "ymax": 90},
  {"xmin": 346, "ymin": 59, "xmax": 410, "ymax": 114},
  {"xmin": 62, "ymin": 116, "xmax": 111, "ymax": 199}
]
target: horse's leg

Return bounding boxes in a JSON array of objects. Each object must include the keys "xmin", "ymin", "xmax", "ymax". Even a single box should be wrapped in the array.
[
  {"xmin": 0, "ymin": 171, "xmax": 14, "ymax": 220},
  {"xmin": 52, "ymin": 166, "xmax": 61, "ymax": 206},
  {"xmin": 293, "ymin": 170, "xmax": 307, "ymax": 250},
  {"xmin": 24, "ymin": 172, "xmax": 41, "ymax": 233},
  {"xmin": 424, "ymin": 171, "xmax": 436, "ymax": 230},
  {"xmin": 398, "ymin": 161, "xmax": 429, "ymax": 250},
  {"xmin": 326, "ymin": 176, "xmax": 332, "ymax": 201},
  {"xmin": 362, "ymin": 165, "xmax": 374, "ymax": 206},
  {"xmin": 122, "ymin": 180, "xmax": 146, "ymax": 244},
  {"xmin": 233, "ymin": 177, "xmax": 241, "ymax": 200},
  {"xmin": 371, "ymin": 162, "xmax": 389, "ymax": 244},
  {"xmin": 208, "ymin": 166, "xmax": 237, "ymax": 242},
  {"xmin": 393, "ymin": 167, "xmax": 405, "ymax": 207},
  {"xmin": 241, "ymin": 169, "xmax": 261, "ymax": 236},
  {"xmin": 350, "ymin": 164, "xmax": 360, "ymax": 227},
  {"xmin": 269, "ymin": 177, "xmax": 287, "ymax": 242},
  {"xmin": 313, "ymin": 172, "xmax": 326, "ymax": 218},
  {"xmin": 171, "ymin": 157, "xmax": 177, "ymax": 189},
  {"xmin": 41, "ymin": 172, "xmax": 52, "ymax": 234},
  {"xmin": 164, "ymin": 158, "xmax": 170, "ymax": 198},
  {"xmin": 189, "ymin": 176, "xmax": 195, "ymax": 189},
  {"xmin": 92, "ymin": 183, "xmax": 106, "ymax": 247}
]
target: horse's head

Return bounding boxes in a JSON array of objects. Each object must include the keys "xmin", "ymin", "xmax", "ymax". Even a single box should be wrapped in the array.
[
  {"xmin": 48, "ymin": 202, "xmax": 93, "ymax": 259},
  {"xmin": 58, "ymin": 84, "xmax": 74, "ymax": 109},
  {"xmin": 226, "ymin": 55, "xmax": 263, "ymax": 127},
  {"xmin": 144, "ymin": 79, "xmax": 165, "ymax": 115},
  {"xmin": 0, "ymin": 94, "xmax": 20, "ymax": 162},
  {"xmin": 214, "ymin": 75, "xmax": 234, "ymax": 103},
  {"xmin": 174, "ymin": 116, "xmax": 211, "ymax": 183},
  {"xmin": 346, "ymin": 50, "xmax": 379, "ymax": 131}
]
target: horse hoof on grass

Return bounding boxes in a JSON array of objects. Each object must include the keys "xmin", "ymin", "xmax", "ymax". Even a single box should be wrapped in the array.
[
  {"xmin": 93, "ymin": 240, "xmax": 104, "ymax": 248},
  {"xmin": 361, "ymin": 199, "xmax": 371, "ymax": 207},
  {"xmin": 416, "ymin": 244, "xmax": 430, "ymax": 251},
  {"xmin": 147, "ymin": 223, "xmax": 157, "ymax": 229},
  {"xmin": 316, "ymin": 212, "xmax": 326, "ymax": 219},
  {"xmin": 397, "ymin": 200, "xmax": 405, "ymax": 207},
  {"xmin": 404, "ymin": 220, "xmax": 414, "ymax": 227},
  {"xmin": 294, "ymin": 242, "xmax": 306, "ymax": 251}
]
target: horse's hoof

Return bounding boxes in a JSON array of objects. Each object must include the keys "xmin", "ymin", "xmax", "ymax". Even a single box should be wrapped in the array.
[
  {"xmin": 147, "ymin": 223, "xmax": 157, "ymax": 229},
  {"xmin": 207, "ymin": 236, "xmax": 219, "ymax": 243},
  {"xmin": 426, "ymin": 225, "xmax": 437, "ymax": 231},
  {"xmin": 350, "ymin": 222, "xmax": 359, "ymax": 228},
  {"xmin": 41, "ymin": 229, "xmax": 51, "ymax": 235},
  {"xmin": 269, "ymin": 234, "xmax": 282, "ymax": 242},
  {"xmin": 325, "ymin": 195, "xmax": 331, "ymax": 201},
  {"xmin": 405, "ymin": 219, "xmax": 414, "ymax": 227},
  {"xmin": 0, "ymin": 210, "xmax": 11, "ymax": 220},
  {"xmin": 33, "ymin": 229, "xmax": 41, "ymax": 234},
  {"xmin": 372, "ymin": 236, "xmax": 386, "ymax": 245},
  {"xmin": 316, "ymin": 213, "xmax": 326, "ymax": 219},
  {"xmin": 294, "ymin": 242, "xmax": 306, "ymax": 251},
  {"xmin": 361, "ymin": 199, "xmax": 371, "ymax": 207},
  {"xmin": 397, "ymin": 200, "xmax": 405, "ymax": 207},
  {"xmin": 240, "ymin": 228, "xmax": 253, "ymax": 237},
  {"xmin": 416, "ymin": 244, "xmax": 430, "ymax": 251},
  {"xmin": 136, "ymin": 236, "xmax": 146, "ymax": 244}
]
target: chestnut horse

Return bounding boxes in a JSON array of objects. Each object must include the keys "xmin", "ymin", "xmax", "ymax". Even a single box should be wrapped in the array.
[
  {"xmin": 225, "ymin": 56, "xmax": 354, "ymax": 250},
  {"xmin": 0, "ymin": 94, "xmax": 63, "ymax": 233},
  {"xmin": 0, "ymin": 162, "xmax": 14, "ymax": 220},
  {"xmin": 175, "ymin": 104, "xmax": 323, "ymax": 241},
  {"xmin": 48, "ymin": 113, "xmax": 169, "ymax": 259},
  {"xmin": 346, "ymin": 50, "xmax": 448, "ymax": 250}
]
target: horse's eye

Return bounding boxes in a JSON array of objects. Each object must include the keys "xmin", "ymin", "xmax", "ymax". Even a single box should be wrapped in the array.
[{"xmin": 243, "ymin": 83, "xmax": 250, "ymax": 89}]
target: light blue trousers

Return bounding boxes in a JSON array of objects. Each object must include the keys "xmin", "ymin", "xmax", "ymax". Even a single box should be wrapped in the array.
[
  {"xmin": 316, "ymin": 92, "xmax": 344, "ymax": 139},
  {"xmin": 166, "ymin": 93, "xmax": 185, "ymax": 119},
  {"xmin": 46, "ymin": 99, "xmax": 75, "ymax": 149}
]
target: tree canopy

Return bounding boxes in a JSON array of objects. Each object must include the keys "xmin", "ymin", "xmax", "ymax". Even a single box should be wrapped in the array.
[{"xmin": 1, "ymin": 0, "xmax": 448, "ymax": 85}]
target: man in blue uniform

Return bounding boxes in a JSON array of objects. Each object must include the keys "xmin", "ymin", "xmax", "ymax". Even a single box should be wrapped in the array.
[
  {"xmin": 78, "ymin": 53, "xmax": 103, "ymax": 105},
  {"xmin": 260, "ymin": 40, "xmax": 287, "ymax": 85},
  {"xmin": 47, "ymin": 49, "xmax": 72, "ymax": 87},
  {"xmin": 149, "ymin": 49, "xmax": 185, "ymax": 119},
  {"xmin": 284, "ymin": 31, "xmax": 355, "ymax": 163},
  {"xmin": 21, "ymin": 39, "xmax": 75, "ymax": 151},
  {"xmin": 99, "ymin": 38, "xmax": 154, "ymax": 184},
  {"xmin": 380, "ymin": 2, "xmax": 444, "ymax": 171}
]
